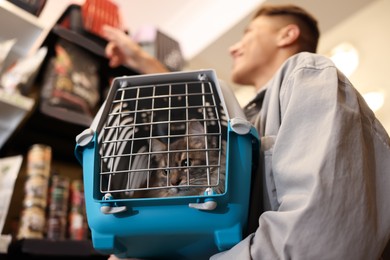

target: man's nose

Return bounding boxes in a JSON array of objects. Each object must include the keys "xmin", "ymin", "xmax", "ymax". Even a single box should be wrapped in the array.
[{"xmin": 229, "ymin": 41, "xmax": 241, "ymax": 57}]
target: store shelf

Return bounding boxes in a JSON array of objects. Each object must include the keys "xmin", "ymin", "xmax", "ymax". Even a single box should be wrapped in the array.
[
  {"xmin": 0, "ymin": 89, "xmax": 35, "ymax": 110},
  {"xmin": 5, "ymin": 238, "xmax": 108, "ymax": 259},
  {"xmin": 52, "ymin": 25, "xmax": 107, "ymax": 58},
  {"xmin": 0, "ymin": 0, "xmax": 44, "ymax": 69},
  {"xmin": 0, "ymin": 1, "xmax": 44, "ymax": 27},
  {"xmin": 0, "ymin": 89, "xmax": 36, "ymax": 150}
]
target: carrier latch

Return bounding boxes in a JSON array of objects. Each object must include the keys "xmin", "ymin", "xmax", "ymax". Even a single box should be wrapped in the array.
[
  {"xmin": 188, "ymin": 188, "xmax": 217, "ymax": 211},
  {"xmin": 100, "ymin": 193, "xmax": 127, "ymax": 214}
]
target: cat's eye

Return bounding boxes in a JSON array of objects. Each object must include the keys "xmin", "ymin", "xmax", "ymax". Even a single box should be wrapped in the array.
[
  {"xmin": 180, "ymin": 159, "xmax": 192, "ymax": 167},
  {"xmin": 162, "ymin": 169, "xmax": 169, "ymax": 176}
]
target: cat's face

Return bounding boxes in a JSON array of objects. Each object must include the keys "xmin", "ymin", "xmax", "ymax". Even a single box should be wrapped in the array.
[{"xmin": 147, "ymin": 121, "xmax": 225, "ymax": 197}]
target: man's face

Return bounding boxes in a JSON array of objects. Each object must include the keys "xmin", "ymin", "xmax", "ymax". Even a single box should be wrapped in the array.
[{"xmin": 229, "ymin": 15, "xmax": 280, "ymax": 86}]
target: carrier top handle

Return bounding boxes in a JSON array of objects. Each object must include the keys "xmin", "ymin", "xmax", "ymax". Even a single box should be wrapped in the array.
[{"xmin": 229, "ymin": 118, "xmax": 252, "ymax": 135}]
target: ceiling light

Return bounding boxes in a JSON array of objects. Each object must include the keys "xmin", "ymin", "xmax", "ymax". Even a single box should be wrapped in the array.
[
  {"xmin": 362, "ymin": 91, "xmax": 385, "ymax": 112},
  {"xmin": 329, "ymin": 42, "xmax": 359, "ymax": 77}
]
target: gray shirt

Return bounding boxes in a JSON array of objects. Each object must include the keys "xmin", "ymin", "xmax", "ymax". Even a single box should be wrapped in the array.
[{"xmin": 211, "ymin": 52, "xmax": 390, "ymax": 259}]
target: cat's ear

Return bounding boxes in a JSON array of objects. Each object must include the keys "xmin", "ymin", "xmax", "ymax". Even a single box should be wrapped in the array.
[
  {"xmin": 188, "ymin": 121, "xmax": 206, "ymax": 146},
  {"xmin": 188, "ymin": 121, "xmax": 205, "ymax": 135},
  {"xmin": 150, "ymin": 138, "xmax": 167, "ymax": 152}
]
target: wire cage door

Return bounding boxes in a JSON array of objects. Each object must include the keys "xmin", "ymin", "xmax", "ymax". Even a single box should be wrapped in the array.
[
  {"xmin": 75, "ymin": 69, "xmax": 259, "ymax": 259},
  {"xmin": 99, "ymin": 72, "xmax": 228, "ymax": 200}
]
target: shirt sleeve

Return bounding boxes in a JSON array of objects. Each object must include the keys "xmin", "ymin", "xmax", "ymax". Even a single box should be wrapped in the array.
[{"xmin": 211, "ymin": 59, "xmax": 390, "ymax": 259}]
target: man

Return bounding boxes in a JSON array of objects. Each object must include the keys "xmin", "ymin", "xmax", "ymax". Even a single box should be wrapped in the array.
[{"xmin": 103, "ymin": 4, "xmax": 390, "ymax": 259}]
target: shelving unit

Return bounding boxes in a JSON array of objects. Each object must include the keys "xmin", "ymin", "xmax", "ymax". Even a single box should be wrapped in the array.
[
  {"xmin": 0, "ymin": 0, "xmax": 44, "ymax": 150},
  {"xmin": 0, "ymin": 2, "xmax": 135, "ymax": 259},
  {"xmin": 0, "ymin": 4, "xmax": 44, "ymax": 249}
]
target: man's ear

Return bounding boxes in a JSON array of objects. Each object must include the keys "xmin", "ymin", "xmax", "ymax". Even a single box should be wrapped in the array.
[{"xmin": 277, "ymin": 24, "xmax": 300, "ymax": 47}]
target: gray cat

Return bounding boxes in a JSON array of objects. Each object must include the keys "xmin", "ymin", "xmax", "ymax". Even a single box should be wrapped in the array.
[{"xmin": 135, "ymin": 120, "xmax": 226, "ymax": 198}]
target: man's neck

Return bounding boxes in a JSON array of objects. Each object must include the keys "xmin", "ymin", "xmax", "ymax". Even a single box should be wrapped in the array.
[{"xmin": 254, "ymin": 51, "xmax": 297, "ymax": 91}]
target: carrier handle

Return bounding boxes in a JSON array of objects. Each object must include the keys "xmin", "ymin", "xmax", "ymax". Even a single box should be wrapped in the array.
[
  {"xmin": 75, "ymin": 128, "xmax": 95, "ymax": 146},
  {"xmin": 230, "ymin": 117, "xmax": 252, "ymax": 135}
]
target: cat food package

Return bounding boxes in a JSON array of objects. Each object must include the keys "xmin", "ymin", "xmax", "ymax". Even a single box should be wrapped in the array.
[
  {"xmin": 81, "ymin": 0, "xmax": 123, "ymax": 38},
  {"xmin": 40, "ymin": 38, "xmax": 100, "ymax": 126},
  {"xmin": 0, "ymin": 38, "xmax": 17, "ymax": 76},
  {"xmin": 1, "ymin": 46, "xmax": 47, "ymax": 95}
]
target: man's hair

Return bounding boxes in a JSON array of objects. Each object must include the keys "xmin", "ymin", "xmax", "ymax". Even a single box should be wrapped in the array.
[{"xmin": 254, "ymin": 4, "xmax": 320, "ymax": 53}]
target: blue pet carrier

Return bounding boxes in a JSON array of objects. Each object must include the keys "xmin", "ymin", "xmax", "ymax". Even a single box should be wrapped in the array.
[{"xmin": 74, "ymin": 69, "xmax": 259, "ymax": 259}]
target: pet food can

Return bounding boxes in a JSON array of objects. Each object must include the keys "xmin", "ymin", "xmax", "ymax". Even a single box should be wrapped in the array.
[
  {"xmin": 68, "ymin": 180, "xmax": 87, "ymax": 240},
  {"xmin": 47, "ymin": 175, "xmax": 69, "ymax": 215},
  {"xmin": 27, "ymin": 144, "xmax": 52, "ymax": 178},
  {"xmin": 17, "ymin": 206, "xmax": 46, "ymax": 239},
  {"xmin": 46, "ymin": 215, "xmax": 67, "ymax": 240},
  {"xmin": 18, "ymin": 144, "xmax": 52, "ymax": 239},
  {"xmin": 46, "ymin": 175, "xmax": 69, "ymax": 240}
]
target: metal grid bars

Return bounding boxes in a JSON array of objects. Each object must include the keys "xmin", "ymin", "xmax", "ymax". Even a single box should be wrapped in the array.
[{"xmin": 98, "ymin": 79, "xmax": 226, "ymax": 198}]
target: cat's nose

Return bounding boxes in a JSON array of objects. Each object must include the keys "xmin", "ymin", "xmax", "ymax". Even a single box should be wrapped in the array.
[{"xmin": 170, "ymin": 173, "xmax": 182, "ymax": 186}]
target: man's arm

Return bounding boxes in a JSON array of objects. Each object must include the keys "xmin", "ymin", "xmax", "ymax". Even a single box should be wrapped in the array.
[{"xmin": 212, "ymin": 55, "xmax": 390, "ymax": 259}]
